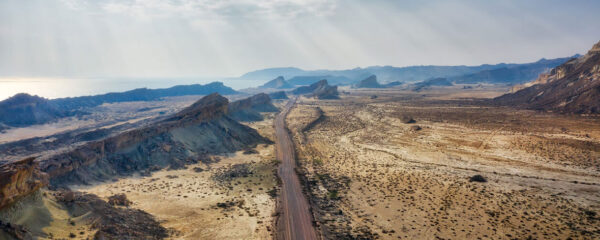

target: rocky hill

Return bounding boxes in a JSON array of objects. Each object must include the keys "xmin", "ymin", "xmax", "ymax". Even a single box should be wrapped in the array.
[
  {"xmin": 259, "ymin": 76, "xmax": 293, "ymax": 89},
  {"xmin": 494, "ymin": 41, "xmax": 600, "ymax": 114},
  {"xmin": 354, "ymin": 75, "xmax": 384, "ymax": 88},
  {"xmin": 40, "ymin": 93, "xmax": 270, "ymax": 186},
  {"xmin": 0, "ymin": 94, "xmax": 77, "ymax": 127},
  {"xmin": 228, "ymin": 93, "xmax": 279, "ymax": 121},
  {"xmin": 0, "ymin": 82, "xmax": 238, "ymax": 128},
  {"xmin": 292, "ymin": 80, "xmax": 339, "ymax": 99}
]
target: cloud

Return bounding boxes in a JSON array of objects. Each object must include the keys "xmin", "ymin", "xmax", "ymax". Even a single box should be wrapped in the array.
[{"xmin": 61, "ymin": 0, "xmax": 338, "ymax": 20}]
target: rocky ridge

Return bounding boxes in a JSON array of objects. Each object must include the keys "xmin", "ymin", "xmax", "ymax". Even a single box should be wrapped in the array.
[
  {"xmin": 495, "ymin": 40, "xmax": 600, "ymax": 114},
  {"xmin": 39, "ymin": 93, "xmax": 270, "ymax": 186},
  {"xmin": 292, "ymin": 80, "xmax": 339, "ymax": 99}
]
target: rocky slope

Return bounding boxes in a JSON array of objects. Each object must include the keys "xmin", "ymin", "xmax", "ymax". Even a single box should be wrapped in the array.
[
  {"xmin": 40, "ymin": 93, "xmax": 270, "ymax": 186},
  {"xmin": 292, "ymin": 80, "xmax": 339, "ymax": 99},
  {"xmin": 228, "ymin": 93, "xmax": 279, "ymax": 121},
  {"xmin": 268, "ymin": 91, "xmax": 288, "ymax": 99},
  {"xmin": 259, "ymin": 76, "xmax": 293, "ymax": 89},
  {"xmin": 0, "ymin": 157, "xmax": 47, "ymax": 210},
  {"xmin": 495, "ymin": 41, "xmax": 600, "ymax": 114}
]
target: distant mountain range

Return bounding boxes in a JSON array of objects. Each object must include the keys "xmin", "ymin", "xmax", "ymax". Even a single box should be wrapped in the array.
[
  {"xmin": 0, "ymin": 82, "xmax": 238, "ymax": 128},
  {"xmin": 495, "ymin": 41, "xmax": 600, "ymax": 114},
  {"xmin": 240, "ymin": 56, "xmax": 577, "ymax": 86},
  {"xmin": 450, "ymin": 57, "xmax": 579, "ymax": 84}
]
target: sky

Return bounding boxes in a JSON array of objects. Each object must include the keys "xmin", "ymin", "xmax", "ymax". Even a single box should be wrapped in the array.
[{"xmin": 0, "ymin": 0, "xmax": 599, "ymax": 98}]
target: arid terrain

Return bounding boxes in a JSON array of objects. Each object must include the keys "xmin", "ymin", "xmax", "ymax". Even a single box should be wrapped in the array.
[
  {"xmin": 74, "ymin": 108, "xmax": 282, "ymax": 239},
  {"xmin": 287, "ymin": 87, "xmax": 600, "ymax": 239},
  {"xmin": 0, "ymin": 95, "xmax": 286, "ymax": 239}
]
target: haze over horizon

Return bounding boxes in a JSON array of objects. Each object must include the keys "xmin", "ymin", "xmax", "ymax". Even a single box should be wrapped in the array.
[{"xmin": 1, "ymin": 0, "xmax": 599, "ymax": 99}]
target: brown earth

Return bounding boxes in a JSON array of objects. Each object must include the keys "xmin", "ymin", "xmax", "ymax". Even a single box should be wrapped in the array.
[{"xmin": 287, "ymin": 90, "xmax": 600, "ymax": 239}]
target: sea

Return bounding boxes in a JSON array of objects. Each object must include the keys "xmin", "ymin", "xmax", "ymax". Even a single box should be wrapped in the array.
[{"xmin": 0, "ymin": 77, "xmax": 258, "ymax": 101}]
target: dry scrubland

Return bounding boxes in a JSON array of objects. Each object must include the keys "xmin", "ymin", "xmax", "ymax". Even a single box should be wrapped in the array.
[
  {"xmin": 76, "ymin": 111, "xmax": 281, "ymax": 239},
  {"xmin": 0, "ymin": 103, "xmax": 283, "ymax": 239},
  {"xmin": 288, "ymin": 89, "xmax": 600, "ymax": 239}
]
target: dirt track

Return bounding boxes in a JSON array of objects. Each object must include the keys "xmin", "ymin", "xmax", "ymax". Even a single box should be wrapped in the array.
[{"xmin": 275, "ymin": 98, "xmax": 318, "ymax": 240}]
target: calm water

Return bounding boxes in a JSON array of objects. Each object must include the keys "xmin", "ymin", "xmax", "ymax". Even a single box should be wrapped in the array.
[{"xmin": 0, "ymin": 77, "xmax": 260, "ymax": 101}]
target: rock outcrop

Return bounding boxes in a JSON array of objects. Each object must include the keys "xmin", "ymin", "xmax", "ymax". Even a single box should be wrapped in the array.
[
  {"xmin": 259, "ymin": 76, "xmax": 293, "ymax": 89},
  {"xmin": 268, "ymin": 91, "xmax": 288, "ymax": 99},
  {"xmin": 495, "ymin": 41, "xmax": 600, "ymax": 114},
  {"xmin": 0, "ymin": 157, "xmax": 47, "ymax": 210},
  {"xmin": 411, "ymin": 78, "xmax": 453, "ymax": 92},
  {"xmin": 354, "ymin": 75, "xmax": 384, "ymax": 88},
  {"xmin": 40, "ymin": 93, "xmax": 270, "ymax": 186},
  {"xmin": 292, "ymin": 80, "xmax": 339, "ymax": 99},
  {"xmin": 228, "ymin": 93, "xmax": 279, "ymax": 121}
]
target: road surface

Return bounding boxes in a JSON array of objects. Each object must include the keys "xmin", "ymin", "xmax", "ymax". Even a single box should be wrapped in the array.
[{"xmin": 275, "ymin": 98, "xmax": 318, "ymax": 240}]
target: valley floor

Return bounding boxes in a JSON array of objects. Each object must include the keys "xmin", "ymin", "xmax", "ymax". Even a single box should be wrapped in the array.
[{"xmin": 287, "ymin": 89, "xmax": 600, "ymax": 239}]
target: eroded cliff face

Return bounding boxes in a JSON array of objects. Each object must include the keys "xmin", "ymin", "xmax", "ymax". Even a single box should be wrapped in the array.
[
  {"xmin": 228, "ymin": 93, "xmax": 279, "ymax": 121},
  {"xmin": 0, "ymin": 157, "xmax": 47, "ymax": 210},
  {"xmin": 496, "ymin": 40, "xmax": 600, "ymax": 114},
  {"xmin": 38, "ymin": 93, "xmax": 270, "ymax": 186}
]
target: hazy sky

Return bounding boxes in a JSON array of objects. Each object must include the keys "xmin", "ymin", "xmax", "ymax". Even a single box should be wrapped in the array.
[{"xmin": 1, "ymin": 0, "xmax": 599, "ymax": 79}]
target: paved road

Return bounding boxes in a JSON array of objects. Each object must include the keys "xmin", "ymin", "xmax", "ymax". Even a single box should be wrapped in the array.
[{"xmin": 275, "ymin": 98, "xmax": 318, "ymax": 240}]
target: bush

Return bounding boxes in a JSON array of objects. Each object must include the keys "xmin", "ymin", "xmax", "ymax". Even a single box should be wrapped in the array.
[{"xmin": 469, "ymin": 175, "xmax": 487, "ymax": 183}]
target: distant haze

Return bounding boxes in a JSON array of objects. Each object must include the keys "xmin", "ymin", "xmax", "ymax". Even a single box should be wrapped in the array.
[{"xmin": 1, "ymin": 0, "xmax": 599, "ymax": 99}]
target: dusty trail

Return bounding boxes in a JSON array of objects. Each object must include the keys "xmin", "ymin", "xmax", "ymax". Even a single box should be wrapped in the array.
[{"xmin": 275, "ymin": 98, "xmax": 318, "ymax": 240}]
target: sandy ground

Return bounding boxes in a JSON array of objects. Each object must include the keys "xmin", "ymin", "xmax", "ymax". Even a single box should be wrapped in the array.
[
  {"xmin": 0, "ymin": 191, "xmax": 98, "ymax": 239},
  {"xmin": 287, "ymin": 89, "xmax": 600, "ymax": 239}
]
